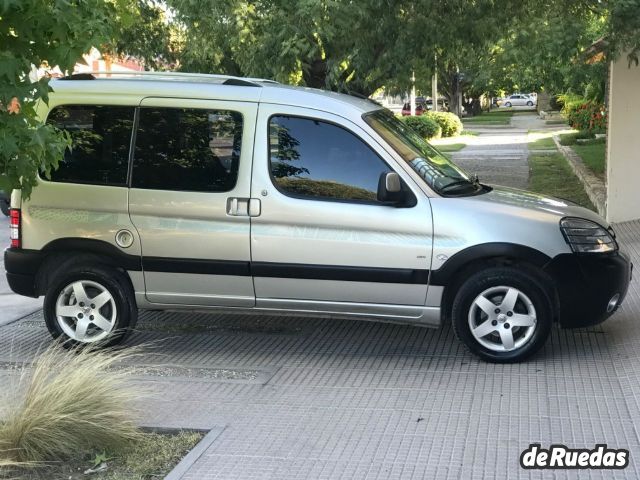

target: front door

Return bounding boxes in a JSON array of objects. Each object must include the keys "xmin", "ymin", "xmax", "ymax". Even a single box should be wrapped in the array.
[
  {"xmin": 128, "ymin": 98, "xmax": 257, "ymax": 307},
  {"xmin": 250, "ymin": 104, "xmax": 433, "ymax": 317}
]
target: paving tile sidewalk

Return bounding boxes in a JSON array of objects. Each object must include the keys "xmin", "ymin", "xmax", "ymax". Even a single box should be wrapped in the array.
[{"xmin": 0, "ymin": 219, "xmax": 639, "ymax": 479}]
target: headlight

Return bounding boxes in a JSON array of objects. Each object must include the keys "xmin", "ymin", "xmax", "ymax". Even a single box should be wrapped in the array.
[{"xmin": 560, "ymin": 217, "xmax": 617, "ymax": 253}]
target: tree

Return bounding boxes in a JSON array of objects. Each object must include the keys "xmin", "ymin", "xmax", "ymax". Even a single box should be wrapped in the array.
[
  {"xmin": 0, "ymin": 0, "xmax": 119, "ymax": 197},
  {"xmin": 167, "ymin": 0, "xmax": 413, "ymax": 96},
  {"xmin": 106, "ymin": 0, "xmax": 178, "ymax": 70}
]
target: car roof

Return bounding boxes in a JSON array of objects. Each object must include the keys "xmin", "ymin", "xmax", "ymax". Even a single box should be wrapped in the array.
[{"xmin": 49, "ymin": 72, "xmax": 382, "ymax": 117}]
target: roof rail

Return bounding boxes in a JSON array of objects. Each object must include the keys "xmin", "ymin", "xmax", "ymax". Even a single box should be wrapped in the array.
[{"xmin": 58, "ymin": 71, "xmax": 278, "ymax": 87}]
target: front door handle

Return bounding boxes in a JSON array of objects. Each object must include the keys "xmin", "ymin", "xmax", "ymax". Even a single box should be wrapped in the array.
[{"xmin": 227, "ymin": 198, "xmax": 261, "ymax": 217}]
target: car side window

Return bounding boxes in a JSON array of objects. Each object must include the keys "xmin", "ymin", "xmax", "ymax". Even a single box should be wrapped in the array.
[
  {"xmin": 46, "ymin": 105, "xmax": 134, "ymax": 186},
  {"xmin": 269, "ymin": 115, "xmax": 391, "ymax": 203},
  {"xmin": 132, "ymin": 108, "xmax": 243, "ymax": 192}
]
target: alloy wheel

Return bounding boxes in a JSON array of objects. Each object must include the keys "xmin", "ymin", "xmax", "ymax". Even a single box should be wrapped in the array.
[
  {"xmin": 468, "ymin": 285, "xmax": 537, "ymax": 352},
  {"xmin": 55, "ymin": 280, "xmax": 117, "ymax": 343}
]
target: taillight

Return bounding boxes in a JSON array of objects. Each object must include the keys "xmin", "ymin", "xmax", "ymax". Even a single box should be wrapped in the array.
[{"xmin": 9, "ymin": 208, "xmax": 20, "ymax": 248}]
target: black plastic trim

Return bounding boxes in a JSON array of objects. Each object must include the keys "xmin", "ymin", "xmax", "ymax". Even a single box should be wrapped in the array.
[
  {"xmin": 6, "ymin": 272, "xmax": 37, "ymax": 298},
  {"xmin": 544, "ymin": 250, "xmax": 632, "ymax": 328},
  {"xmin": 41, "ymin": 238, "xmax": 142, "ymax": 270},
  {"xmin": 142, "ymin": 257, "xmax": 250, "ymax": 276},
  {"xmin": 6, "ymin": 240, "xmax": 429, "ymax": 288},
  {"xmin": 429, "ymin": 242, "xmax": 552, "ymax": 285},
  {"xmin": 4, "ymin": 248, "xmax": 43, "ymax": 275},
  {"xmin": 251, "ymin": 261, "xmax": 429, "ymax": 284}
]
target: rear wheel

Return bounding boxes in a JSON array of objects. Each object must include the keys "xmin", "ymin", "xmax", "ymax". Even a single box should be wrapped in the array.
[
  {"xmin": 44, "ymin": 265, "xmax": 137, "ymax": 347},
  {"xmin": 451, "ymin": 267, "xmax": 553, "ymax": 363},
  {"xmin": 0, "ymin": 196, "xmax": 9, "ymax": 216}
]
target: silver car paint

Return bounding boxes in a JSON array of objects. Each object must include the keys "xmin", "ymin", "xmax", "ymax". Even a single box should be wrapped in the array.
[
  {"xmin": 250, "ymin": 103, "xmax": 433, "ymax": 311},
  {"xmin": 129, "ymin": 97, "xmax": 257, "ymax": 307},
  {"xmin": 14, "ymin": 75, "xmax": 610, "ymax": 328}
]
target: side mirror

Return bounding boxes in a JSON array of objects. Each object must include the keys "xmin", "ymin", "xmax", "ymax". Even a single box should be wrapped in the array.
[{"xmin": 377, "ymin": 172, "xmax": 403, "ymax": 204}]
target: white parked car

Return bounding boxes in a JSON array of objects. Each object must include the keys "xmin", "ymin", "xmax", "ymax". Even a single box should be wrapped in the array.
[{"xmin": 503, "ymin": 94, "xmax": 536, "ymax": 107}]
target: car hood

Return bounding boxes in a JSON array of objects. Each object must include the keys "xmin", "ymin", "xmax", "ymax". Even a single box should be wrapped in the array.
[{"xmin": 476, "ymin": 185, "xmax": 607, "ymax": 226}]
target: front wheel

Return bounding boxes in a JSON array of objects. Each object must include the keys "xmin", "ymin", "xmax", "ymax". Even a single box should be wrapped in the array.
[
  {"xmin": 451, "ymin": 267, "xmax": 553, "ymax": 363},
  {"xmin": 504, "ymin": 102, "xmax": 512, "ymax": 107},
  {"xmin": 527, "ymin": 101, "xmax": 534, "ymax": 106},
  {"xmin": 44, "ymin": 265, "xmax": 138, "ymax": 348}
]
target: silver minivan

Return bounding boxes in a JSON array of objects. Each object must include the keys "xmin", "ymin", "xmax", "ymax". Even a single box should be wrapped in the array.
[{"xmin": 4, "ymin": 73, "xmax": 632, "ymax": 362}]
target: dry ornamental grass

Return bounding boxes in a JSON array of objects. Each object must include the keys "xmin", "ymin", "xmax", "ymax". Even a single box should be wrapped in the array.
[{"xmin": 0, "ymin": 343, "xmax": 145, "ymax": 470}]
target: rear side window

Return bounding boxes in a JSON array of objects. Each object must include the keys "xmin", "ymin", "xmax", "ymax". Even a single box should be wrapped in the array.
[
  {"xmin": 269, "ymin": 115, "xmax": 391, "ymax": 203},
  {"xmin": 46, "ymin": 105, "xmax": 134, "ymax": 186},
  {"xmin": 132, "ymin": 108, "xmax": 243, "ymax": 192}
]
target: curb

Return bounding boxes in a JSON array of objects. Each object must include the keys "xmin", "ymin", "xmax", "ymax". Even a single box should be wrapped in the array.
[
  {"xmin": 552, "ymin": 135, "xmax": 606, "ymax": 216},
  {"xmin": 164, "ymin": 426, "xmax": 226, "ymax": 480}
]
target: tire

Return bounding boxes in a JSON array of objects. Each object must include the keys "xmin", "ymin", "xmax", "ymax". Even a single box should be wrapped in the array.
[
  {"xmin": 505, "ymin": 102, "xmax": 512, "ymax": 108},
  {"xmin": 0, "ymin": 197, "xmax": 9, "ymax": 216},
  {"xmin": 44, "ymin": 264, "xmax": 138, "ymax": 348},
  {"xmin": 527, "ymin": 101, "xmax": 534, "ymax": 107},
  {"xmin": 451, "ymin": 267, "xmax": 553, "ymax": 363}
]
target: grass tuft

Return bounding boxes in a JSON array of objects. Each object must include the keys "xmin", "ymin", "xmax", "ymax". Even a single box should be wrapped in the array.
[{"xmin": 0, "ymin": 344, "xmax": 145, "ymax": 468}]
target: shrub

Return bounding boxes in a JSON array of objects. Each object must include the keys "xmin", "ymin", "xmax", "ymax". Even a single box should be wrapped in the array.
[
  {"xmin": 425, "ymin": 111, "xmax": 463, "ymax": 137},
  {"xmin": 400, "ymin": 115, "xmax": 442, "ymax": 139},
  {"xmin": 0, "ymin": 344, "xmax": 144, "ymax": 466},
  {"xmin": 560, "ymin": 94, "xmax": 607, "ymax": 132}
]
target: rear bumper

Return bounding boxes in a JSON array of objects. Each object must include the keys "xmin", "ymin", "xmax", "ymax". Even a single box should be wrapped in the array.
[
  {"xmin": 544, "ymin": 250, "xmax": 632, "ymax": 328},
  {"xmin": 4, "ymin": 248, "xmax": 43, "ymax": 298}
]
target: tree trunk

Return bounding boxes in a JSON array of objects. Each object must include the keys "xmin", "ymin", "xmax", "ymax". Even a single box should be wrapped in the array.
[
  {"xmin": 463, "ymin": 97, "xmax": 482, "ymax": 116},
  {"xmin": 302, "ymin": 58, "xmax": 328, "ymax": 89}
]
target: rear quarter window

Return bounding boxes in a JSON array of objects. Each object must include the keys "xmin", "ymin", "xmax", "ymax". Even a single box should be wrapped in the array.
[{"xmin": 46, "ymin": 105, "xmax": 134, "ymax": 186}]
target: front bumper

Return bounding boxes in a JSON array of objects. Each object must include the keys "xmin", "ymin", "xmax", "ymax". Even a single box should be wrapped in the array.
[{"xmin": 544, "ymin": 250, "xmax": 632, "ymax": 328}]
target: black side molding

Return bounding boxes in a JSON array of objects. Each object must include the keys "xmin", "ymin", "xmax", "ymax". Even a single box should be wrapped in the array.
[
  {"xmin": 143, "ymin": 257, "xmax": 250, "ymax": 276},
  {"xmin": 6, "ymin": 238, "xmax": 431, "ymax": 289},
  {"xmin": 252, "ymin": 262, "xmax": 429, "ymax": 284}
]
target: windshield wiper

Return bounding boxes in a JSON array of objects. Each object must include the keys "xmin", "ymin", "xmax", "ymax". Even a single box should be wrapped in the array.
[{"xmin": 439, "ymin": 179, "xmax": 477, "ymax": 193}]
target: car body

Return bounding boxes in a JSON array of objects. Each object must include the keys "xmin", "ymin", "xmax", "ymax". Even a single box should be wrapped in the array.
[
  {"xmin": 4, "ymin": 73, "xmax": 632, "ymax": 362},
  {"xmin": 503, "ymin": 94, "xmax": 536, "ymax": 107},
  {"xmin": 401, "ymin": 102, "xmax": 427, "ymax": 116}
]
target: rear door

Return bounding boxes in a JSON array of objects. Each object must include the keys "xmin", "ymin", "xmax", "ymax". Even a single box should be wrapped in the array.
[{"xmin": 128, "ymin": 98, "xmax": 257, "ymax": 307}]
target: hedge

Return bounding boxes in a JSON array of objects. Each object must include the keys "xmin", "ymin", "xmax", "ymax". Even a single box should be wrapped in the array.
[
  {"xmin": 400, "ymin": 115, "xmax": 441, "ymax": 140},
  {"xmin": 424, "ymin": 111, "xmax": 463, "ymax": 137}
]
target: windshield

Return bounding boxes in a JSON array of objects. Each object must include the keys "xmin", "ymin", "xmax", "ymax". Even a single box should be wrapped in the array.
[{"xmin": 364, "ymin": 109, "xmax": 479, "ymax": 196}]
